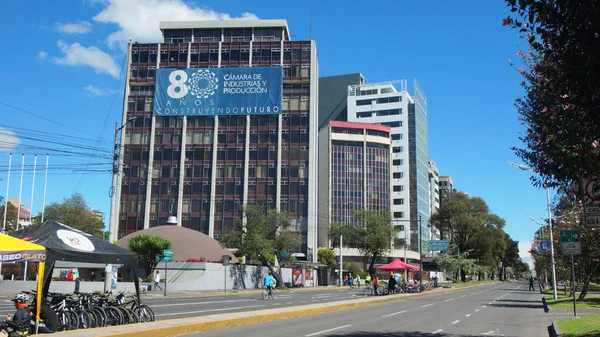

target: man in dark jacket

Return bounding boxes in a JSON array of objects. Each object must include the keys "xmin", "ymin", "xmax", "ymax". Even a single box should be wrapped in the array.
[
  {"xmin": 0, "ymin": 294, "xmax": 32, "ymax": 335},
  {"xmin": 30, "ymin": 302, "xmax": 57, "ymax": 333}
]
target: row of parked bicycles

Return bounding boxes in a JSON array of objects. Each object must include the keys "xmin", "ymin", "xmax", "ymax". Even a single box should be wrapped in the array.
[
  {"xmin": 22, "ymin": 290, "xmax": 155, "ymax": 331},
  {"xmin": 361, "ymin": 281, "xmax": 434, "ymax": 296}
]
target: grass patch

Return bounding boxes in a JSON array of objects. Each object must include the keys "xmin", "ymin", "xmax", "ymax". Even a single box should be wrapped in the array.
[
  {"xmin": 543, "ymin": 289, "xmax": 600, "ymax": 309},
  {"xmin": 588, "ymin": 283, "xmax": 600, "ymax": 292},
  {"xmin": 556, "ymin": 315, "xmax": 600, "ymax": 337},
  {"xmin": 444, "ymin": 280, "xmax": 492, "ymax": 288}
]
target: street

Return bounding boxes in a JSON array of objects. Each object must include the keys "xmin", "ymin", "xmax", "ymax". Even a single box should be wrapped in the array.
[
  {"xmin": 0, "ymin": 288, "xmax": 367, "ymax": 320},
  {"xmin": 181, "ymin": 282, "xmax": 550, "ymax": 337}
]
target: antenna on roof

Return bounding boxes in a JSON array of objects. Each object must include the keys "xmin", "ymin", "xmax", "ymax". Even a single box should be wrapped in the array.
[{"xmin": 309, "ymin": 4, "xmax": 313, "ymax": 41}]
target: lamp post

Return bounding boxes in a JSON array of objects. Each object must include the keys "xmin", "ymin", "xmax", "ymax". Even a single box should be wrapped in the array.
[
  {"xmin": 339, "ymin": 202, "xmax": 352, "ymax": 287},
  {"xmin": 391, "ymin": 217, "xmax": 422, "ymax": 283},
  {"xmin": 507, "ymin": 161, "xmax": 558, "ymax": 300},
  {"xmin": 104, "ymin": 117, "xmax": 137, "ymax": 292}
]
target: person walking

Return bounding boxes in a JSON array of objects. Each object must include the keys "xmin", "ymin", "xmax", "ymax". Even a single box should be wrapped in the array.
[
  {"xmin": 529, "ymin": 276, "xmax": 535, "ymax": 291},
  {"xmin": 154, "ymin": 270, "xmax": 163, "ymax": 291}
]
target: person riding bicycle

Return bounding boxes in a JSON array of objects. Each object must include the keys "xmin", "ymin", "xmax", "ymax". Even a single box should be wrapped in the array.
[
  {"xmin": 263, "ymin": 272, "xmax": 275, "ymax": 296},
  {"xmin": 0, "ymin": 293, "xmax": 32, "ymax": 335},
  {"xmin": 365, "ymin": 273, "xmax": 372, "ymax": 286}
]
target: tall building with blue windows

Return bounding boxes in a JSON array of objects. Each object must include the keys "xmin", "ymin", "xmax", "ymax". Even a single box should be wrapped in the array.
[{"xmin": 318, "ymin": 75, "xmax": 430, "ymax": 261}]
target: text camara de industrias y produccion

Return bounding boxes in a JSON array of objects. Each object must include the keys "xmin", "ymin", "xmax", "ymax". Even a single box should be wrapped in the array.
[{"xmin": 158, "ymin": 72, "xmax": 280, "ymax": 116}]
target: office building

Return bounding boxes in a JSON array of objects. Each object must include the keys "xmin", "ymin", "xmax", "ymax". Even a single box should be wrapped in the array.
[
  {"xmin": 317, "ymin": 121, "xmax": 392, "ymax": 248},
  {"xmin": 428, "ymin": 159, "xmax": 440, "ymax": 241},
  {"xmin": 114, "ymin": 19, "xmax": 319, "ymax": 261}
]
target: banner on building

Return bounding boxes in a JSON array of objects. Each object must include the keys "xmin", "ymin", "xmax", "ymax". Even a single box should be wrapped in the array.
[{"xmin": 153, "ymin": 66, "xmax": 282, "ymax": 116}]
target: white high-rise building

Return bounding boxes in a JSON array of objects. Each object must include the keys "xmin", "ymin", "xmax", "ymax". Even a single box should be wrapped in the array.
[{"xmin": 346, "ymin": 80, "xmax": 429, "ymax": 256}]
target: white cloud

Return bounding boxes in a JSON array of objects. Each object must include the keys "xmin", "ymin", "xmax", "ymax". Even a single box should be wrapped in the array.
[
  {"xmin": 92, "ymin": 0, "xmax": 258, "ymax": 50},
  {"xmin": 519, "ymin": 240, "xmax": 535, "ymax": 271},
  {"xmin": 53, "ymin": 41, "xmax": 120, "ymax": 78},
  {"xmin": 83, "ymin": 84, "xmax": 119, "ymax": 96},
  {"xmin": 56, "ymin": 21, "xmax": 93, "ymax": 35},
  {"xmin": 36, "ymin": 51, "xmax": 47, "ymax": 61},
  {"xmin": 0, "ymin": 128, "xmax": 19, "ymax": 152}
]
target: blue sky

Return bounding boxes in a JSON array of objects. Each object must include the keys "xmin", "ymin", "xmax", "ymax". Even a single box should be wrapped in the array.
[{"xmin": 0, "ymin": 0, "xmax": 543, "ymax": 265}]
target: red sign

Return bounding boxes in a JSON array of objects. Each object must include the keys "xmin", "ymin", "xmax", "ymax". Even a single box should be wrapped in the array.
[{"xmin": 305, "ymin": 270, "xmax": 313, "ymax": 280}]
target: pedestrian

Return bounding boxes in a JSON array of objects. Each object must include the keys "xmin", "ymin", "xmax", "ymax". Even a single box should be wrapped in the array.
[
  {"xmin": 355, "ymin": 275, "xmax": 361, "ymax": 288},
  {"xmin": 529, "ymin": 276, "xmax": 535, "ymax": 291},
  {"xmin": 348, "ymin": 273, "xmax": 354, "ymax": 289},
  {"xmin": 90, "ymin": 270, "xmax": 96, "ymax": 282},
  {"xmin": 388, "ymin": 273, "xmax": 397, "ymax": 295},
  {"xmin": 154, "ymin": 270, "xmax": 163, "ymax": 291}
]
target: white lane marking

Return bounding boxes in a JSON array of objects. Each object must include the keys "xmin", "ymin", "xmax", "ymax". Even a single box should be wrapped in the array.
[
  {"xmin": 305, "ymin": 324, "xmax": 351, "ymax": 337},
  {"xmin": 432, "ymin": 329, "xmax": 443, "ymax": 334},
  {"xmin": 300, "ymin": 301, "xmax": 307, "ymax": 303},
  {"xmin": 444, "ymin": 298, "xmax": 454, "ymax": 302},
  {"xmin": 273, "ymin": 303, "xmax": 282, "ymax": 305},
  {"xmin": 471, "ymin": 292, "xmax": 476, "ymax": 295},
  {"xmin": 151, "ymin": 299, "xmax": 253, "ymax": 307},
  {"xmin": 483, "ymin": 305, "xmax": 487, "ymax": 308},
  {"xmin": 381, "ymin": 310, "xmax": 407, "ymax": 317},
  {"xmin": 154, "ymin": 304, "xmax": 265, "ymax": 317},
  {"xmin": 278, "ymin": 295, "xmax": 293, "ymax": 299},
  {"xmin": 460, "ymin": 295, "xmax": 466, "ymax": 298},
  {"xmin": 421, "ymin": 303, "xmax": 435, "ymax": 308},
  {"xmin": 465, "ymin": 314, "xmax": 471, "ymax": 317},
  {"xmin": 285, "ymin": 302, "xmax": 293, "ymax": 304},
  {"xmin": 452, "ymin": 320, "xmax": 460, "ymax": 324},
  {"xmin": 475, "ymin": 309, "xmax": 480, "ymax": 312},
  {"xmin": 488, "ymin": 303, "xmax": 492, "ymax": 305}
]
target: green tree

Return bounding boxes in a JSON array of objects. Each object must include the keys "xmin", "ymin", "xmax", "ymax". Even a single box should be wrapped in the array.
[
  {"xmin": 0, "ymin": 198, "xmax": 18, "ymax": 234},
  {"xmin": 434, "ymin": 253, "xmax": 478, "ymax": 282},
  {"xmin": 504, "ymin": 0, "xmax": 600, "ymax": 190},
  {"xmin": 128, "ymin": 234, "xmax": 171, "ymax": 276},
  {"xmin": 34, "ymin": 193, "xmax": 104, "ymax": 238},
  {"xmin": 221, "ymin": 205, "xmax": 302, "ymax": 288},
  {"xmin": 317, "ymin": 248, "xmax": 336, "ymax": 268},
  {"xmin": 328, "ymin": 210, "xmax": 396, "ymax": 274}
]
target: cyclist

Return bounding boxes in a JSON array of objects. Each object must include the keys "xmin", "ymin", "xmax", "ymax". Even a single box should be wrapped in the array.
[
  {"xmin": 263, "ymin": 272, "xmax": 275, "ymax": 297},
  {"xmin": 365, "ymin": 273, "xmax": 372, "ymax": 287},
  {"xmin": 0, "ymin": 293, "xmax": 31, "ymax": 335}
]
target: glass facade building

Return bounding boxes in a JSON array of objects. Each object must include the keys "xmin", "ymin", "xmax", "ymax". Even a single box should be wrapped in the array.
[
  {"xmin": 113, "ymin": 19, "xmax": 319, "ymax": 261},
  {"xmin": 317, "ymin": 121, "xmax": 392, "ymax": 247}
]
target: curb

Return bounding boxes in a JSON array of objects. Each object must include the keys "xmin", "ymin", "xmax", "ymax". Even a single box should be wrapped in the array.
[
  {"xmin": 52, "ymin": 282, "xmax": 494, "ymax": 337},
  {"xmin": 549, "ymin": 320, "xmax": 562, "ymax": 337}
]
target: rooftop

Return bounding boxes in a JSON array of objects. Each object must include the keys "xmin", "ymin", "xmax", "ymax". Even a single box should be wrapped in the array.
[{"xmin": 160, "ymin": 19, "xmax": 291, "ymax": 40}]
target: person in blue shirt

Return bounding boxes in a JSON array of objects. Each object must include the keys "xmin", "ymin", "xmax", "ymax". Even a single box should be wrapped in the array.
[{"xmin": 263, "ymin": 272, "xmax": 275, "ymax": 296}]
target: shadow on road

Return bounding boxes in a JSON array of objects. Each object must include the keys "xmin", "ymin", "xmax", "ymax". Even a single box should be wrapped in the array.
[
  {"xmin": 497, "ymin": 298, "xmax": 540, "ymax": 304},
  {"xmin": 321, "ymin": 331, "xmax": 482, "ymax": 337},
  {"xmin": 489, "ymin": 302, "xmax": 542, "ymax": 309}
]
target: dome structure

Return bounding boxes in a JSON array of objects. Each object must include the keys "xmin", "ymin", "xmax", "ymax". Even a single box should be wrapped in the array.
[{"xmin": 117, "ymin": 226, "xmax": 238, "ymax": 263}]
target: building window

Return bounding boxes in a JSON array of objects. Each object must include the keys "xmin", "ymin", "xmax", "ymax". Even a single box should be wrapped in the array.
[
  {"xmin": 392, "ymin": 159, "xmax": 403, "ymax": 166},
  {"xmin": 393, "ymin": 212, "xmax": 404, "ymax": 218},
  {"xmin": 393, "ymin": 172, "xmax": 404, "ymax": 179},
  {"xmin": 357, "ymin": 111, "xmax": 372, "ymax": 118},
  {"xmin": 393, "ymin": 185, "xmax": 404, "ymax": 192},
  {"xmin": 381, "ymin": 121, "xmax": 401, "ymax": 128},
  {"xmin": 391, "ymin": 133, "xmax": 403, "ymax": 140},
  {"xmin": 376, "ymin": 96, "xmax": 401, "ymax": 104},
  {"xmin": 393, "ymin": 146, "xmax": 404, "ymax": 153},
  {"xmin": 393, "ymin": 199, "xmax": 404, "ymax": 205},
  {"xmin": 356, "ymin": 99, "xmax": 372, "ymax": 106}
]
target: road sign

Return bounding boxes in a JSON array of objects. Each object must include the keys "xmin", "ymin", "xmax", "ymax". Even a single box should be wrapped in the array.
[
  {"xmin": 156, "ymin": 249, "xmax": 174, "ymax": 263},
  {"xmin": 560, "ymin": 230, "xmax": 581, "ymax": 255},
  {"xmin": 539, "ymin": 241, "xmax": 550, "ymax": 251},
  {"xmin": 582, "ymin": 177, "xmax": 600, "ymax": 228},
  {"xmin": 428, "ymin": 240, "xmax": 449, "ymax": 251}
]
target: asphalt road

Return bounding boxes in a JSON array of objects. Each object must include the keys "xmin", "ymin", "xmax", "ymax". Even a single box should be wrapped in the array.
[
  {"xmin": 0, "ymin": 288, "xmax": 367, "ymax": 320},
  {"xmin": 182, "ymin": 282, "xmax": 551, "ymax": 337}
]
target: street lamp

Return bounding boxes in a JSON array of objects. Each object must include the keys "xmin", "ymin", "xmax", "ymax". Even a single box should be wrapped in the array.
[
  {"xmin": 104, "ymin": 116, "xmax": 137, "ymax": 292},
  {"xmin": 507, "ymin": 160, "xmax": 558, "ymax": 300},
  {"xmin": 339, "ymin": 201, "xmax": 352, "ymax": 287}
]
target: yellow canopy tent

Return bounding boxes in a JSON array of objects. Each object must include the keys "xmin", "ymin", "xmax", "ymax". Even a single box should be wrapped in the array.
[{"xmin": 0, "ymin": 233, "xmax": 46, "ymax": 333}]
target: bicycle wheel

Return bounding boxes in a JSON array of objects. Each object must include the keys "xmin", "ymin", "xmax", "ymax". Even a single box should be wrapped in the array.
[
  {"xmin": 116, "ymin": 307, "xmax": 132, "ymax": 324},
  {"xmin": 77, "ymin": 310, "xmax": 91, "ymax": 329},
  {"xmin": 104, "ymin": 306, "xmax": 123, "ymax": 326},
  {"xmin": 123, "ymin": 307, "xmax": 139, "ymax": 324},
  {"xmin": 134, "ymin": 305, "xmax": 155, "ymax": 323},
  {"xmin": 262, "ymin": 289, "xmax": 269, "ymax": 300},
  {"xmin": 55, "ymin": 310, "xmax": 70, "ymax": 331},
  {"xmin": 85, "ymin": 309, "xmax": 98, "ymax": 328},
  {"xmin": 66, "ymin": 310, "xmax": 79, "ymax": 330},
  {"xmin": 363, "ymin": 287, "xmax": 373, "ymax": 296},
  {"xmin": 270, "ymin": 288, "xmax": 277, "ymax": 299},
  {"xmin": 92, "ymin": 307, "xmax": 107, "ymax": 327}
]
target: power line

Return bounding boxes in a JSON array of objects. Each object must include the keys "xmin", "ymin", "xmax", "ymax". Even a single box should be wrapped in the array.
[{"xmin": 0, "ymin": 101, "xmax": 113, "ymax": 143}]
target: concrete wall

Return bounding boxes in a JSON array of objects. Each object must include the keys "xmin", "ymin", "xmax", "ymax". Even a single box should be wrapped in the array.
[{"xmin": 0, "ymin": 263, "xmax": 319, "ymax": 293}]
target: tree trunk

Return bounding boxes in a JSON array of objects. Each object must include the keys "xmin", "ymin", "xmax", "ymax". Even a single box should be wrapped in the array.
[
  {"xmin": 368, "ymin": 254, "xmax": 378, "ymax": 276},
  {"xmin": 461, "ymin": 270, "xmax": 466, "ymax": 282}
]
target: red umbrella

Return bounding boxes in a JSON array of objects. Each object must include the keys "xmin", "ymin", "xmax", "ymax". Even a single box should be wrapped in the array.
[{"xmin": 376, "ymin": 258, "xmax": 420, "ymax": 271}]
